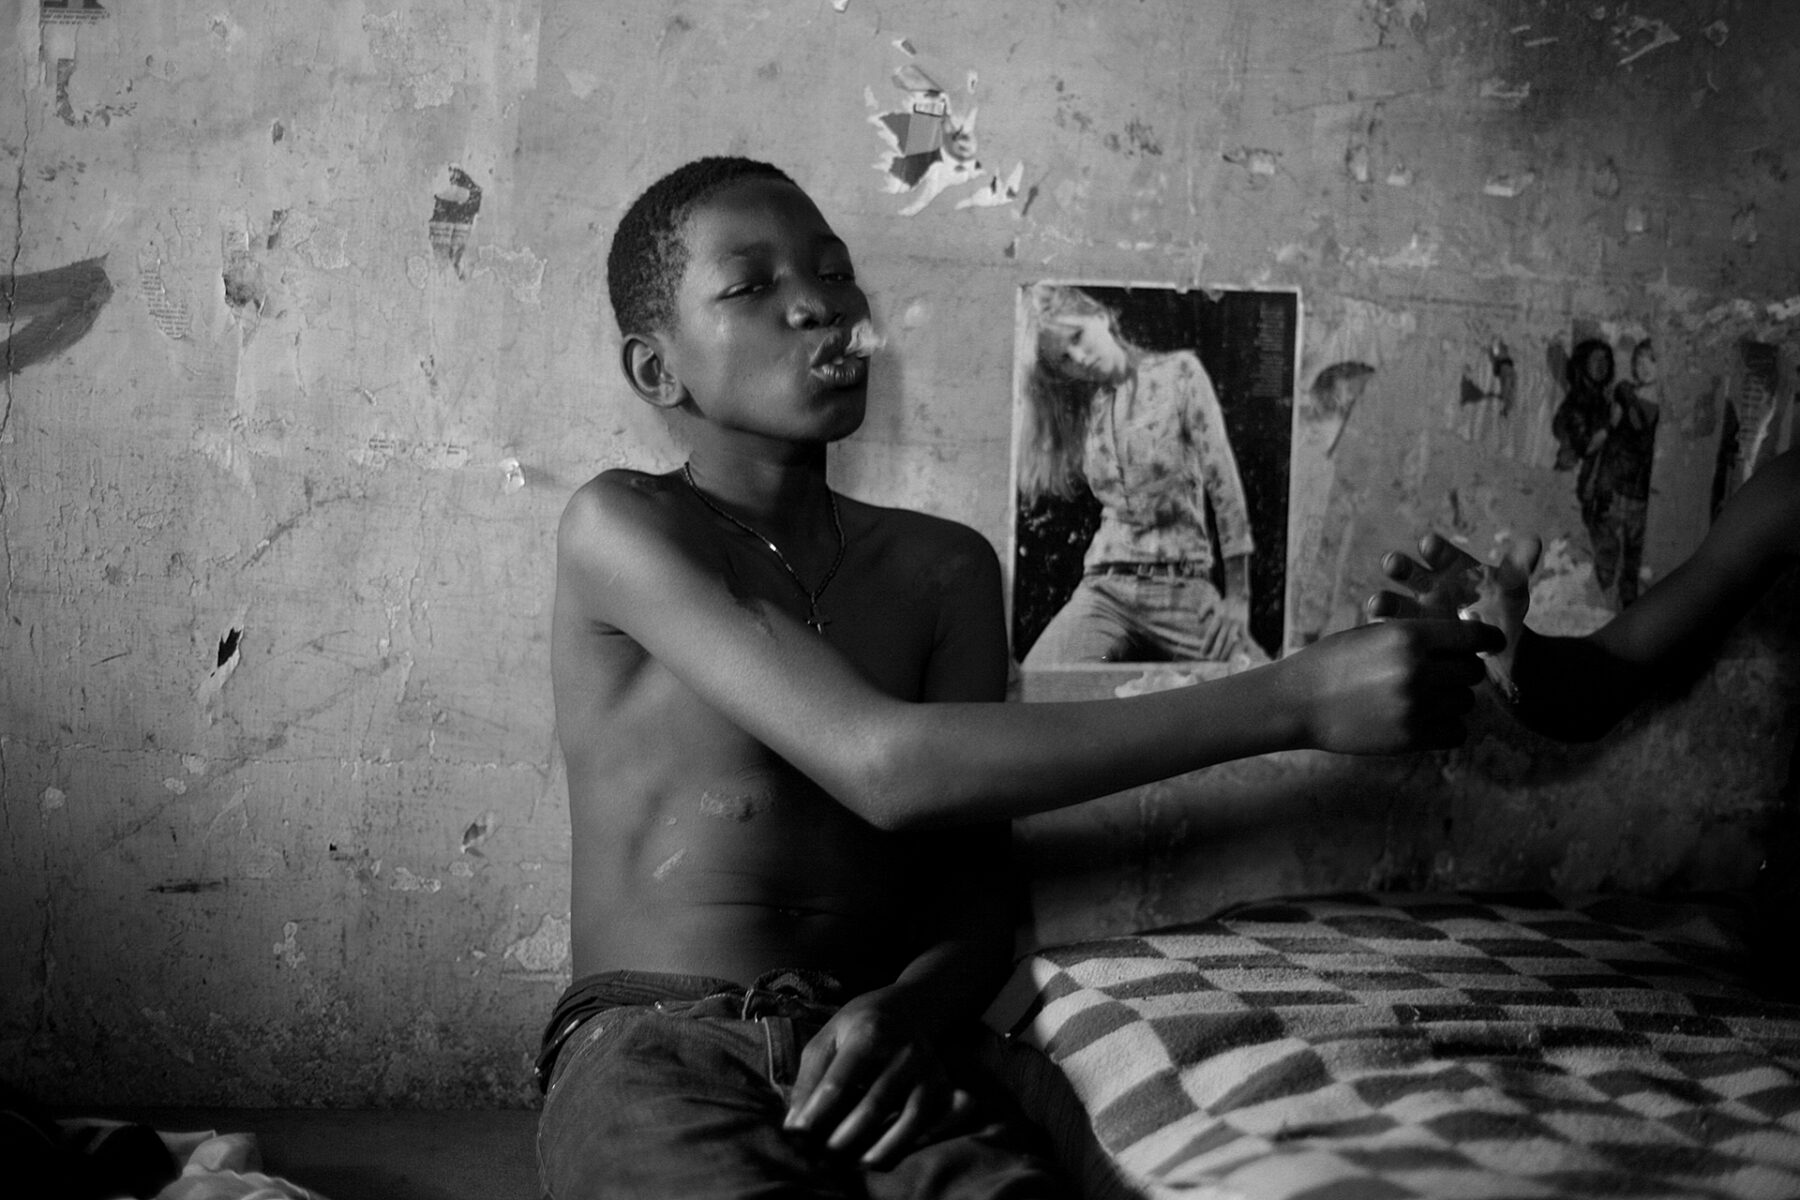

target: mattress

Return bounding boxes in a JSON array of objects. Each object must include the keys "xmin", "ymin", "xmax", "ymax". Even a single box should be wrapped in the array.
[{"xmin": 984, "ymin": 891, "xmax": 1800, "ymax": 1200}]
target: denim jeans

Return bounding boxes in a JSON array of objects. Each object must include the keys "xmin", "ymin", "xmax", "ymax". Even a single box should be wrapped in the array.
[
  {"xmin": 1023, "ymin": 569, "xmax": 1270, "ymax": 666},
  {"xmin": 1587, "ymin": 492, "xmax": 1647, "ymax": 605},
  {"xmin": 536, "ymin": 970, "xmax": 1067, "ymax": 1200}
]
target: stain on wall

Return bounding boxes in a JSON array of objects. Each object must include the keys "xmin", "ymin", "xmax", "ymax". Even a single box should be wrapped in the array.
[
  {"xmin": 2, "ymin": 257, "xmax": 114, "ymax": 373},
  {"xmin": 2, "ymin": 0, "xmax": 1796, "ymax": 1108}
]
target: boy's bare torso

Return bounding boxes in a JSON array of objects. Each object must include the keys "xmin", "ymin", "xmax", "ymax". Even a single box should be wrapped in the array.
[{"xmin": 552, "ymin": 468, "xmax": 998, "ymax": 993}]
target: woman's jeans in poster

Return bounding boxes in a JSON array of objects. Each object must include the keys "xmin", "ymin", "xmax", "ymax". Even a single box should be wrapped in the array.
[{"xmin": 1023, "ymin": 566, "xmax": 1269, "ymax": 667}]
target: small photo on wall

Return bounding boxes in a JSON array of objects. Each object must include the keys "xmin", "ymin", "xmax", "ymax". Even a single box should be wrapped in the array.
[{"xmin": 1008, "ymin": 281, "xmax": 1299, "ymax": 673}]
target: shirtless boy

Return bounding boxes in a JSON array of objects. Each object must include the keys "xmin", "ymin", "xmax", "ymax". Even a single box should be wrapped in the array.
[{"xmin": 535, "ymin": 155, "xmax": 1504, "ymax": 1199}]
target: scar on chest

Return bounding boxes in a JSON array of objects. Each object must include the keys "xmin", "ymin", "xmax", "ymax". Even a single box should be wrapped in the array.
[
  {"xmin": 723, "ymin": 580, "xmax": 777, "ymax": 637},
  {"xmin": 699, "ymin": 786, "xmax": 774, "ymax": 822}
]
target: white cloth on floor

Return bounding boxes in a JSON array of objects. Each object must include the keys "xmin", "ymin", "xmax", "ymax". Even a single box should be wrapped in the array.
[{"xmin": 153, "ymin": 1130, "xmax": 329, "ymax": 1200}]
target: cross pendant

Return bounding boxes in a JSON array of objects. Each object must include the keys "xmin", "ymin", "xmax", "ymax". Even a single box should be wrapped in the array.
[{"xmin": 806, "ymin": 610, "xmax": 832, "ymax": 634}]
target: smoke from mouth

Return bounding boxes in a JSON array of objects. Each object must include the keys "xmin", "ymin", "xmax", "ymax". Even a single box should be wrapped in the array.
[{"xmin": 845, "ymin": 318, "xmax": 886, "ymax": 358}]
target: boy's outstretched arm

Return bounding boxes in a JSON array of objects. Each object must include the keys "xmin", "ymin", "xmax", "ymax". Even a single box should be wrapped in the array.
[
  {"xmin": 566, "ymin": 471, "xmax": 1502, "ymax": 831},
  {"xmin": 1369, "ymin": 447, "xmax": 1800, "ymax": 741}
]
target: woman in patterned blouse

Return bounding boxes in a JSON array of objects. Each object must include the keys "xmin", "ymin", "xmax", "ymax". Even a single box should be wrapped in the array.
[{"xmin": 1016, "ymin": 284, "xmax": 1268, "ymax": 667}]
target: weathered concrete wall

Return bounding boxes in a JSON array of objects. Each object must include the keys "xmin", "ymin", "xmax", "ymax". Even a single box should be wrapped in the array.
[{"xmin": 2, "ymin": 0, "xmax": 1795, "ymax": 1106}]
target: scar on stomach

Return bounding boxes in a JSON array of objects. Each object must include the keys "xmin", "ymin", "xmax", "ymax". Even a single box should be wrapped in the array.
[
  {"xmin": 699, "ymin": 786, "xmax": 773, "ymax": 822},
  {"xmin": 652, "ymin": 847, "xmax": 687, "ymax": 881}
]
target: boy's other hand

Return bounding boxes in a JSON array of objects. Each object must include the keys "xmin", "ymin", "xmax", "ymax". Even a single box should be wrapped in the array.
[
  {"xmin": 1287, "ymin": 618, "xmax": 1506, "ymax": 754},
  {"xmin": 784, "ymin": 990, "xmax": 973, "ymax": 1168}
]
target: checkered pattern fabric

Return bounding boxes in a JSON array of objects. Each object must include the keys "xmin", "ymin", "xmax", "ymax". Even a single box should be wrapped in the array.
[{"xmin": 985, "ymin": 892, "xmax": 1800, "ymax": 1200}]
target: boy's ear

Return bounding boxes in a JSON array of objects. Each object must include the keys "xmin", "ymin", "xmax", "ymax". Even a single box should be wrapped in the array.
[{"xmin": 620, "ymin": 333, "xmax": 686, "ymax": 410}]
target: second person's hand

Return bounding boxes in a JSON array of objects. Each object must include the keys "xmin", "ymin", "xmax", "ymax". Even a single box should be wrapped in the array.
[{"xmin": 1367, "ymin": 532, "xmax": 1541, "ymax": 701}]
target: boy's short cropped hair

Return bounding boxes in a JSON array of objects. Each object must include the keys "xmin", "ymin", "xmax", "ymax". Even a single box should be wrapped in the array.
[{"xmin": 605, "ymin": 155, "xmax": 796, "ymax": 338}]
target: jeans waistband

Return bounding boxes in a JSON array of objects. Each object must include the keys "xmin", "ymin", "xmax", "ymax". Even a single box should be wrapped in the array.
[
  {"xmin": 533, "ymin": 968, "xmax": 846, "ymax": 1093},
  {"xmin": 1088, "ymin": 560, "xmax": 1208, "ymax": 579}
]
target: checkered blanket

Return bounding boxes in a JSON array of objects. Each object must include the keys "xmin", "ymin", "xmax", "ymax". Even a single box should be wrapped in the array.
[{"xmin": 985, "ymin": 892, "xmax": 1800, "ymax": 1200}]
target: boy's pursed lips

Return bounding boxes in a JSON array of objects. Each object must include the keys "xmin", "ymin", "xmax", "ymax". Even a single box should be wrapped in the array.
[{"xmin": 811, "ymin": 351, "xmax": 869, "ymax": 389}]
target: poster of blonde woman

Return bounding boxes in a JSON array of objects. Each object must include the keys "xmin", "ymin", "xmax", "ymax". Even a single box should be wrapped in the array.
[{"xmin": 1008, "ymin": 282, "xmax": 1299, "ymax": 673}]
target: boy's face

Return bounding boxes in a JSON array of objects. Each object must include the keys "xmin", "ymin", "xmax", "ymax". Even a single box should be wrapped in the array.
[{"xmin": 658, "ymin": 177, "xmax": 871, "ymax": 444}]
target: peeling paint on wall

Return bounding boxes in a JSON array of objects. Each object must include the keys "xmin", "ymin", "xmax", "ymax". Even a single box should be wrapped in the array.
[
  {"xmin": 958, "ymin": 163, "xmax": 1024, "ymax": 210},
  {"xmin": 1291, "ymin": 299, "xmax": 1421, "ymax": 642},
  {"xmin": 1731, "ymin": 205, "xmax": 1759, "ymax": 248},
  {"xmin": 1592, "ymin": 158, "xmax": 1621, "ymax": 199},
  {"xmin": 272, "ymin": 921, "xmax": 306, "ymax": 970},
  {"xmin": 1459, "ymin": 342, "xmax": 1517, "ymax": 415},
  {"xmin": 867, "ymin": 56, "xmax": 1019, "ymax": 217},
  {"xmin": 1483, "ymin": 170, "xmax": 1536, "ymax": 198},
  {"xmin": 461, "ymin": 811, "xmax": 499, "ymax": 855},
  {"xmin": 473, "ymin": 244, "xmax": 545, "ymax": 304},
  {"xmin": 1614, "ymin": 15, "xmax": 1679, "ymax": 67},
  {"xmin": 1370, "ymin": 0, "xmax": 1429, "ymax": 45},
  {"xmin": 353, "ymin": 437, "xmax": 473, "ymax": 471},
  {"xmin": 220, "ymin": 222, "xmax": 268, "ymax": 318},
  {"xmin": 40, "ymin": 1, "xmax": 134, "ymax": 128},
  {"xmin": 429, "ymin": 168, "xmax": 483, "ymax": 276},
  {"xmin": 1721, "ymin": 340, "xmax": 1786, "ymax": 498},
  {"xmin": 389, "ymin": 866, "xmax": 443, "ymax": 894},
  {"xmin": 1222, "ymin": 146, "xmax": 1280, "ymax": 177},
  {"xmin": 364, "ymin": 10, "xmax": 461, "ymax": 108},
  {"xmin": 504, "ymin": 914, "xmax": 569, "ymax": 976},
  {"xmin": 195, "ymin": 626, "xmax": 243, "ymax": 708},
  {"xmin": 1308, "ymin": 361, "xmax": 1377, "ymax": 454},
  {"xmin": 137, "ymin": 248, "xmax": 191, "ymax": 340},
  {"xmin": 1479, "ymin": 79, "xmax": 1531, "ymax": 104}
]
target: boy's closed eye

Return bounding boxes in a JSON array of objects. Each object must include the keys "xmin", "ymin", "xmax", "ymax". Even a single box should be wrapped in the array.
[
  {"xmin": 818, "ymin": 254, "xmax": 857, "ymax": 283},
  {"xmin": 720, "ymin": 263, "xmax": 853, "ymax": 297},
  {"xmin": 721, "ymin": 279, "xmax": 771, "ymax": 299}
]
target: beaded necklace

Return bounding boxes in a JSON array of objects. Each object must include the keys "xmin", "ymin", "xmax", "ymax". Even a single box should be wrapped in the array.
[{"xmin": 681, "ymin": 462, "xmax": 846, "ymax": 635}]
